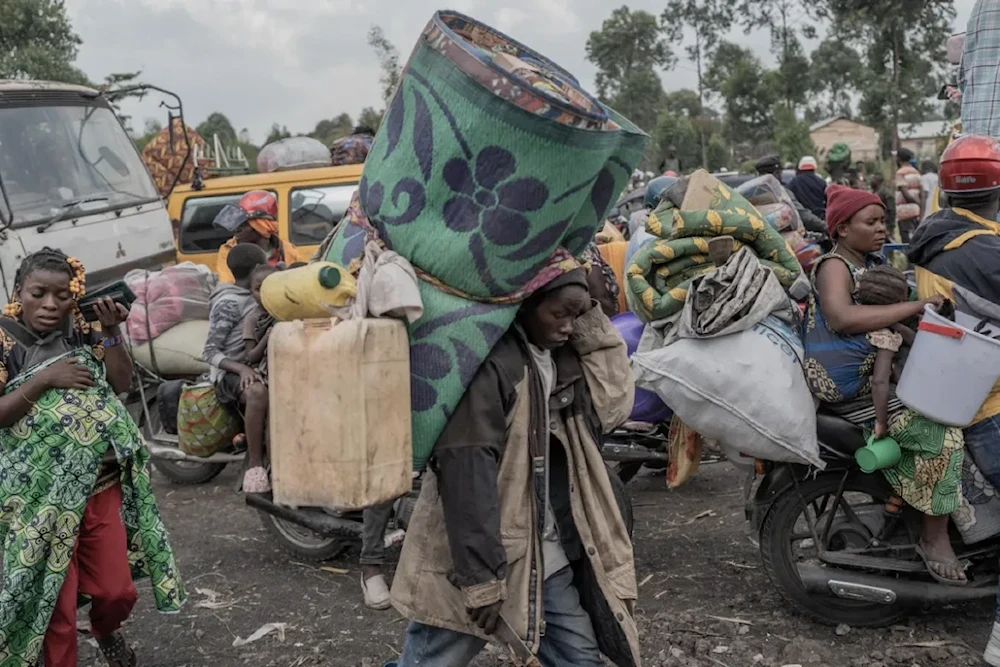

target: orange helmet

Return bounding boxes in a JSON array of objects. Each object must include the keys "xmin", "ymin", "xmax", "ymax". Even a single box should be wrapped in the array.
[
  {"xmin": 214, "ymin": 190, "xmax": 278, "ymax": 232},
  {"xmin": 939, "ymin": 135, "xmax": 1000, "ymax": 194}
]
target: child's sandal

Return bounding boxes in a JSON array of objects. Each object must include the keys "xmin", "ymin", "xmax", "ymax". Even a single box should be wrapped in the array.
[
  {"xmin": 98, "ymin": 631, "xmax": 136, "ymax": 667},
  {"xmin": 243, "ymin": 466, "xmax": 271, "ymax": 494}
]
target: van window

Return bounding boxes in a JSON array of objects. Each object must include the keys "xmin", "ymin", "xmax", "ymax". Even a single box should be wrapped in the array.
[
  {"xmin": 179, "ymin": 193, "xmax": 250, "ymax": 253},
  {"xmin": 289, "ymin": 184, "xmax": 358, "ymax": 245}
]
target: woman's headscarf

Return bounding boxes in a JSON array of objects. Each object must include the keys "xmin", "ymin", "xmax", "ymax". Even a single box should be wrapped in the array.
[{"xmin": 825, "ymin": 184, "xmax": 884, "ymax": 238}]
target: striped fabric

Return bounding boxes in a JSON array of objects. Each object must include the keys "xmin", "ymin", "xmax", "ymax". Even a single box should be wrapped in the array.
[{"xmin": 961, "ymin": 0, "xmax": 1000, "ymax": 137}]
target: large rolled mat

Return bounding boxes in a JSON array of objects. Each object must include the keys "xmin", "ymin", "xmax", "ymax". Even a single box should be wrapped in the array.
[
  {"xmin": 626, "ymin": 184, "xmax": 802, "ymax": 323},
  {"xmin": 323, "ymin": 11, "xmax": 649, "ymax": 468}
]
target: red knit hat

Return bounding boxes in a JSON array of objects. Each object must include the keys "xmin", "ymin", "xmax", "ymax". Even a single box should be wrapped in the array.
[{"xmin": 824, "ymin": 184, "xmax": 884, "ymax": 238}]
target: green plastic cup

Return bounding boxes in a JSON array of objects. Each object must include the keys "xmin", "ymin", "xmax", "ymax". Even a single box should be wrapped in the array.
[{"xmin": 855, "ymin": 435, "xmax": 902, "ymax": 473}]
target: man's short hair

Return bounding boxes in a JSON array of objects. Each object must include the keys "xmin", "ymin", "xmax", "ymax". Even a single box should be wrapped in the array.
[
  {"xmin": 897, "ymin": 147, "xmax": 914, "ymax": 163},
  {"xmin": 228, "ymin": 243, "xmax": 269, "ymax": 281}
]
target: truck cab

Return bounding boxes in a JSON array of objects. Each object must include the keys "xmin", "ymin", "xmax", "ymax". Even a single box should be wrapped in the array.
[{"xmin": 0, "ymin": 81, "xmax": 175, "ymax": 298}]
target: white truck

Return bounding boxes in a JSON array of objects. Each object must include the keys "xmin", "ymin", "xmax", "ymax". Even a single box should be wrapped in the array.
[{"xmin": 0, "ymin": 80, "xmax": 176, "ymax": 293}]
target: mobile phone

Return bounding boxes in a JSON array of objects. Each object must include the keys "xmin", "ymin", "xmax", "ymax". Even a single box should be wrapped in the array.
[{"xmin": 77, "ymin": 280, "xmax": 137, "ymax": 322}]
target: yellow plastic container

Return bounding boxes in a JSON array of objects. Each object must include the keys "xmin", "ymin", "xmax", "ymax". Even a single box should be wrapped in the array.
[
  {"xmin": 260, "ymin": 262, "xmax": 357, "ymax": 321},
  {"xmin": 268, "ymin": 318, "xmax": 412, "ymax": 508}
]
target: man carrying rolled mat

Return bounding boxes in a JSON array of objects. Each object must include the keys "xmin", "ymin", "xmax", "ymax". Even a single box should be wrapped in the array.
[{"xmin": 384, "ymin": 267, "xmax": 640, "ymax": 667}]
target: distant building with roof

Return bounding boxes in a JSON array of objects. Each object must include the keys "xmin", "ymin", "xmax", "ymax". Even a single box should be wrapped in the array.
[
  {"xmin": 809, "ymin": 116, "xmax": 880, "ymax": 163},
  {"xmin": 898, "ymin": 120, "xmax": 951, "ymax": 160}
]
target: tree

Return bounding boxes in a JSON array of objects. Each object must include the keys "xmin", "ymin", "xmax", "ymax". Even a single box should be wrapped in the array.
[
  {"xmin": 368, "ymin": 25, "xmax": 401, "ymax": 105},
  {"xmin": 611, "ymin": 69, "xmax": 667, "ymax": 132},
  {"xmin": 653, "ymin": 111, "xmax": 700, "ymax": 173},
  {"xmin": 817, "ymin": 0, "xmax": 954, "ymax": 155},
  {"xmin": 706, "ymin": 134, "xmax": 730, "ymax": 171},
  {"xmin": 772, "ymin": 105, "xmax": 816, "ymax": 162},
  {"xmin": 264, "ymin": 124, "xmax": 292, "ymax": 145},
  {"xmin": 738, "ymin": 0, "xmax": 816, "ymax": 111},
  {"xmin": 663, "ymin": 0, "xmax": 733, "ymax": 166},
  {"xmin": 705, "ymin": 42, "xmax": 778, "ymax": 146},
  {"xmin": 197, "ymin": 112, "xmax": 239, "ymax": 144},
  {"xmin": 585, "ymin": 6, "xmax": 673, "ymax": 102},
  {"xmin": 310, "ymin": 113, "xmax": 353, "ymax": 145},
  {"xmin": 101, "ymin": 71, "xmax": 146, "ymax": 133},
  {"xmin": 357, "ymin": 107, "xmax": 383, "ymax": 132},
  {"xmin": 0, "ymin": 0, "xmax": 88, "ymax": 84},
  {"xmin": 809, "ymin": 35, "xmax": 863, "ymax": 118}
]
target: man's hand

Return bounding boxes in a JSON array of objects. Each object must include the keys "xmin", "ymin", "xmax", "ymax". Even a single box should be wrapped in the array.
[{"xmin": 467, "ymin": 601, "xmax": 503, "ymax": 634}]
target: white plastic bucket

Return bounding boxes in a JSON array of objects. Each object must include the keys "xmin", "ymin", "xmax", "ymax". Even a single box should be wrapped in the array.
[{"xmin": 897, "ymin": 304, "xmax": 1000, "ymax": 426}]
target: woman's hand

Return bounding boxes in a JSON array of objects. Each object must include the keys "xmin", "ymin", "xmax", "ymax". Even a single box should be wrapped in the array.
[
  {"xmin": 94, "ymin": 296, "xmax": 130, "ymax": 330},
  {"xmin": 921, "ymin": 294, "xmax": 946, "ymax": 309},
  {"xmin": 238, "ymin": 366, "xmax": 264, "ymax": 392},
  {"xmin": 874, "ymin": 420, "xmax": 889, "ymax": 440},
  {"xmin": 39, "ymin": 358, "xmax": 93, "ymax": 390}
]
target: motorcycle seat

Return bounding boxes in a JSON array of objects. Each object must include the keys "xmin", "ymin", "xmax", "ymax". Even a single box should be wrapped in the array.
[{"xmin": 816, "ymin": 407, "xmax": 866, "ymax": 457}]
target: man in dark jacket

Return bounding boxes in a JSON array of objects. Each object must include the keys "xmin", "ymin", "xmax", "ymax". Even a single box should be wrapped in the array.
[
  {"xmin": 755, "ymin": 154, "xmax": 827, "ymax": 236},
  {"xmin": 387, "ymin": 267, "xmax": 639, "ymax": 667},
  {"xmin": 787, "ymin": 156, "xmax": 827, "ymax": 220}
]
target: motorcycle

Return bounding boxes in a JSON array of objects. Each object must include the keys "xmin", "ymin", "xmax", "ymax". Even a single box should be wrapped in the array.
[
  {"xmin": 250, "ymin": 463, "xmax": 636, "ymax": 561},
  {"xmin": 747, "ymin": 406, "xmax": 999, "ymax": 627},
  {"xmin": 126, "ymin": 362, "xmax": 245, "ymax": 485}
]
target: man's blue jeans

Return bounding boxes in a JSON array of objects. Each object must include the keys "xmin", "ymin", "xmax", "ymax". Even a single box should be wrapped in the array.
[
  {"xmin": 963, "ymin": 414, "xmax": 1000, "ymax": 621},
  {"xmin": 384, "ymin": 565, "xmax": 603, "ymax": 667}
]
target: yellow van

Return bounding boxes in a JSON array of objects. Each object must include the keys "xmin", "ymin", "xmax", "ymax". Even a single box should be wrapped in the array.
[{"xmin": 169, "ymin": 164, "xmax": 363, "ymax": 271}]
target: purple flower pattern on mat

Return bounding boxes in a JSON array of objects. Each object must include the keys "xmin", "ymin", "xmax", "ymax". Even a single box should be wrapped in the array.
[{"xmin": 442, "ymin": 147, "xmax": 548, "ymax": 246}]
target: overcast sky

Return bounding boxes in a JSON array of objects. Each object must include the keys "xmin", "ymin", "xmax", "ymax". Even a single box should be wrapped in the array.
[{"xmin": 67, "ymin": 0, "xmax": 979, "ymax": 144}]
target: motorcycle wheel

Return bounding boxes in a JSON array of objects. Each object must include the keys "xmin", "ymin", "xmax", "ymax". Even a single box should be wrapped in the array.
[
  {"xmin": 140, "ymin": 397, "xmax": 226, "ymax": 485},
  {"xmin": 607, "ymin": 464, "xmax": 635, "ymax": 538},
  {"xmin": 257, "ymin": 511, "xmax": 350, "ymax": 562},
  {"xmin": 759, "ymin": 472, "xmax": 910, "ymax": 627}
]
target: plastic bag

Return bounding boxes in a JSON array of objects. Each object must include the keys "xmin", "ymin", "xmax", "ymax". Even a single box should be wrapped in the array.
[
  {"xmin": 126, "ymin": 262, "xmax": 217, "ymax": 344},
  {"xmin": 257, "ymin": 136, "xmax": 331, "ymax": 173},
  {"xmin": 632, "ymin": 315, "xmax": 823, "ymax": 468}
]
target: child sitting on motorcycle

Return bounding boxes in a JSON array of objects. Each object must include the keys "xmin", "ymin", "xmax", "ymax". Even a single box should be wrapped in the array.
[
  {"xmin": 203, "ymin": 243, "xmax": 271, "ymax": 493},
  {"xmin": 243, "ymin": 264, "xmax": 278, "ymax": 378},
  {"xmin": 802, "ymin": 184, "xmax": 966, "ymax": 585}
]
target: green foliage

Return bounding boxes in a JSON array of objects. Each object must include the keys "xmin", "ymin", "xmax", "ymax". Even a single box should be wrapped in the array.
[
  {"xmin": 706, "ymin": 42, "xmax": 778, "ymax": 145},
  {"xmin": 368, "ymin": 25, "xmax": 401, "ymax": 105},
  {"xmin": 0, "ymin": 0, "xmax": 87, "ymax": 83},
  {"xmin": 197, "ymin": 113, "xmax": 238, "ymax": 144},
  {"xmin": 133, "ymin": 118, "xmax": 162, "ymax": 151},
  {"xmin": 706, "ymin": 134, "xmax": 730, "ymax": 171},
  {"xmin": 772, "ymin": 105, "xmax": 816, "ymax": 163},
  {"xmin": 809, "ymin": 35, "xmax": 862, "ymax": 118},
  {"xmin": 357, "ymin": 107, "xmax": 383, "ymax": 133},
  {"xmin": 310, "ymin": 113, "xmax": 353, "ymax": 145},
  {"xmin": 653, "ymin": 111, "xmax": 700, "ymax": 172},
  {"xmin": 611, "ymin": 69, "xmax": 667, "ymax": 132},
  {"xmin": 101, "ymin": 71, "xmax": 146, "ymax": 133},
  {"xmin": 264, "ymin": 123, "xmax": 292, "ymax": 145},
  {"xmin": 586, "ymin": 6, "xmax": 672, "ymax": 102}
]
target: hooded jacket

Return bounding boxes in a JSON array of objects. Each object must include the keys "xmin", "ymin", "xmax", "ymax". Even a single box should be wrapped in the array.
[
  {"xmin": 908, "ymin": 206, "xmax": 1000, "ymax": 422},
  {"xmin": 202, "ymin": 282, "xmax": 257, "ymax": 382},
  {"xmin": 390, "ymin": 304, "xmax": 640, "ymax": 666}
]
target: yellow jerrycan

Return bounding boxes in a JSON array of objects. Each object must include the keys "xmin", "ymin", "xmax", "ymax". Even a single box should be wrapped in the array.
[{"xmin": 260, "ymin": 262, "xmax": 357, "ymax": 321}]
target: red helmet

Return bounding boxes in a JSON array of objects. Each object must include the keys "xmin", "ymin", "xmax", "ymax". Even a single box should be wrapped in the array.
[
  {"xmin": 214, "ymin": 190, "xmax": 278, "ymax": 232},
  {"xmin": 939, "ymin": 135, "xmax": 1000, "ymax": 194}
]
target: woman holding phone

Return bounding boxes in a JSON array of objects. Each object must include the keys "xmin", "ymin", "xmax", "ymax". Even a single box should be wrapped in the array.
[{"xmin": 0, "ymin": 247, "xmax": 185, "ymax": 667}]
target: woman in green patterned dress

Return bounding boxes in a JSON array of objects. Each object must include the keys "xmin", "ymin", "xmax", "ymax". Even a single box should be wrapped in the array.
[{"xmin": 0, "ymin": 248, "xmax": 185, "ymax": 667}]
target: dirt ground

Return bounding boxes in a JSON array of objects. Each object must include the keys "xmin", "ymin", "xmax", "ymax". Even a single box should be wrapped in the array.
[{"xmin": 80, "ymin": 462, "xmax": 996, "ymax": 667}]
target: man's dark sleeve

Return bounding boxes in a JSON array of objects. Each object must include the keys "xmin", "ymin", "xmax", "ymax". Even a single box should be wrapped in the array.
[
  {"xmin": 786, "ymin": 188, "xmax": 827, "ymax": 235},
  {"xmin": 433, "ymin": 354, "xmax": 515, "ymax": 608}
]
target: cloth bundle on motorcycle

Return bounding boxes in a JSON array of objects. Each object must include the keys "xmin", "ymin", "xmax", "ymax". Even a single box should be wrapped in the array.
[
  {"xmin": 128, "ymin": 319, "xmax": 211, "ymax": 376},
  {"xmin": 125, "ymin": 263, "xmax": 217, "ymax": 344},
  {"xmin": 268, "ymin": 318, "xmax": 413, "ymax": 509},
  {"xmin": 319, "ymin": 10, "xmax": 648, "ymax": 469},
  {"xmin": 176, "ymin": 382, "xmax": 239, "ymax": 458},
  {"xmin": 625, "ymin": 170, "xmax": 803, "ymax": 323},
  {"xmin": 632, "ymin": 248, "xmax": 823, "ymax": 468}
]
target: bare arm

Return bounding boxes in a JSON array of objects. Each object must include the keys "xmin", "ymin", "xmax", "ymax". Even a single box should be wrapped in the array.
[
  {"xmin": 816, "ymin": 260, "xmax": 931, "ymax": 334},
  {"xmin": 101, "ymin": 327, "xmax": 133, "ymax": 394},
  {"xmin": 889, "ymin": 322, "xmax": 916, "ymax": 346},
  {"xmin": 0, "ymin": 376, "xmax": 47, "ymax": 428},
  {"xmin": 245, "ymin": 329, "xmax": 271, "ymax": 365},
  {"xmin": 872, "ymin": 348, "xmax": 894, "ymax": 438}
]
